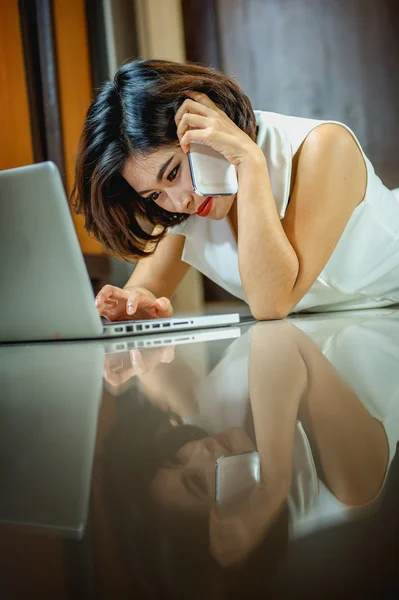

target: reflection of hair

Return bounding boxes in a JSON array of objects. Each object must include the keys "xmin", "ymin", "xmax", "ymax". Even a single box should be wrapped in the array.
[
  {"xmin": 101, "ymin": 388, "xmax": 213, "ymax": 598},
  {"xmin": 99, "ymin": 388, "xmax": 289, "ymax": 598},
  {"xmin": 71, "ymin": 59, "xmax": 257, "ymax": 260},
  {"xmin": 103, "ymin": 387, "xmax": 208, "ymax": 502}
]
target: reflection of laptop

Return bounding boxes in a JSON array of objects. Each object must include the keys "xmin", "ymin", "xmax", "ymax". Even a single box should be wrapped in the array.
[
  {"xmin": 0, "ymin": 327, "xmax": 240, "ymax": 537},
  {"xmin": 0, "ymin": 341, "xmax": 105, "ymax": 537},
  {"xmin": 0, "ymin": 162, "xmax": 240, "ymax": 342},
  {"xmin": 104, "ymin": 325, "xmax": 241, "ymax": 353}
]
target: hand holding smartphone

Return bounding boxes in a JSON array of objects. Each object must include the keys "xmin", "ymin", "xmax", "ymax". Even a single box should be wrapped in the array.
[
  {"xmin": 215, "ymin": 451, "xmax": 261, "ymax": 510},
  {"xmin": 188, "ymin": 142, "xmax": 238, "ymax": 197},
  {"xmin": 211, "ymin": 451, "xmax": 276, "ymax": 568}
]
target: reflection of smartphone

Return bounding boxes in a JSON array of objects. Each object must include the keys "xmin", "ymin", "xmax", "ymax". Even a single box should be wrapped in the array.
[
  {"xmin": 188, "ymin": 142, "xmax": 238, "ymax": 197},
  {"xmin": 215, "ymin": 451, "xmax": 261, "ymax": 509}
]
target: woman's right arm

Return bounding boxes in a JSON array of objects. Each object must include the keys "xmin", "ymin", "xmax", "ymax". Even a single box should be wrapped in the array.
[
  {"xmin": 124, "ymin": 233, "xmax": 189, "ymax": 298},
  {"xmin": 96, "ymin": 233, "xmax": 190, "ymax": 321}
]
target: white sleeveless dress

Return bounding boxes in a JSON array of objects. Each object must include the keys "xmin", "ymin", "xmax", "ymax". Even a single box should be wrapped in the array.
[{"xmin": 170, "ymin": 110, "xmax": 399, "ymax": 312}]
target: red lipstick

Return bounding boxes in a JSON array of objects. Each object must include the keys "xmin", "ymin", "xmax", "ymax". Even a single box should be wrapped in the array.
[{"xmin": 196, "ymin": 197, "xmax": 213, "ymax": 217}]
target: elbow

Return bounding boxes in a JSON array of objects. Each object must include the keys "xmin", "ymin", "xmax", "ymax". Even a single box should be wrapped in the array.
[
  {"xmin": 250, "ymin": 301, "xmax": 292, "ymax": 321},
  {"xmin": 245, "ymin": 261, "xmax": 299, "ymax": 321},
  {"xmin": 248, "ymin": 288, "xmax": 297, "ymax": 320}
]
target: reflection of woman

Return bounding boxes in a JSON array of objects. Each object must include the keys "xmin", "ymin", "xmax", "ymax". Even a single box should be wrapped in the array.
[
  {"xmin": 73, "ymin": 59, "xmax": 399, "ymax": 321},
  {"xmin": 289, "ymin": 309, "xmax": 399, "ymax": 537},
  {"xmin": 101, "ymin": 387, "xmax": 287, "ymax": 599},
  {"xmin": 100, "ymin": 334, "xmax": 290, "ymax": 598},
  {"xmin": 99, "ymin": 320, "xmax": 392, "ymax": 597}
]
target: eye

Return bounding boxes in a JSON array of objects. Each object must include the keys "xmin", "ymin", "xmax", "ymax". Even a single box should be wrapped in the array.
[
  {"xmin": 145, "ymin": 191, "xmax": 161, "ymax": 203},
  {"xmin": 167, "ymin": 164, "xmax": 180, "ymax": 182}
]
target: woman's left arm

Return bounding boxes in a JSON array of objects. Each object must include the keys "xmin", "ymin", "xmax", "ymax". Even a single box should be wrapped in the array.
[
  {"xmin": 176, "ymin": 93, "xmax": 367, "ymax": 319},
  {"xmin": 237, "ymin": 124, "xmax": 367, "ymax": 319}
]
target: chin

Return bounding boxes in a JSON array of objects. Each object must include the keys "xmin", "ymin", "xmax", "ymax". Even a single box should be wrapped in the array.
[
  {"xmin": 209, "ymin": 195, "xmax": 235, "ymax": 220},
  {"xmin": 209, "ymin": 211, "xmax": 227, "ymax": 221}
]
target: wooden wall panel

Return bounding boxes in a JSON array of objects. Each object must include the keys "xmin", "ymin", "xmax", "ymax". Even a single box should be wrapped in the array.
[
  {"xmin": 182, "ymin": 0, "xmax": 222, "ymax": 70},
  {"xmin": 0, "ymin": 1, "xmax": 34, "ymax": 170},
  {"xmin": 216, "ymin": 0, "xmax": 399, "ymax": 188},
  {"xmin": 134, "ymin": 0, "xmax": 186, "ymax": 62},
  {"xmin": 53, "ymin": 0, "xmax": 103, "ymax": 254}
]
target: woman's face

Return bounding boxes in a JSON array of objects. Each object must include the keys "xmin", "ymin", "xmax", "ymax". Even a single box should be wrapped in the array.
[
  {"xmin": 121, "ymin": 146, "xmax": 236, "ymax": 220},
  {"xmin": 150, "ymin": 427, "xmax": 255, "ymax": 512}
]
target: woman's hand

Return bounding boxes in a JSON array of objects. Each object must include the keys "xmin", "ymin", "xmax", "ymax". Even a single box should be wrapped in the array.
[
  {"xmin": 209, "ymin": 483, "xmax": 286, "ymax": 568},
  {"xmin": 103, "ymin": 346, "xmax": 175, "ymax": 395},
  {"xmin": 104, "ymin": 345, "xmax": 199, "ymax": 416},
  {"xmin": 95, "ymin": 285, "xmax": 173, "ymax": 321},
  {"xmin": 175, "ymin": 91, "xmax": 263, "ymax": 166}
]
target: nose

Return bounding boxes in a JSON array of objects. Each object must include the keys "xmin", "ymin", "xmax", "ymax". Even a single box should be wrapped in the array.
[
  {"xmin": 188, "ymin": 438, "xmax": 215, "ymax": 462},
  {"xmin": 171, "ymin": 187, "xmax": 195, "ymax": 213},
  {"xmin": 198, "ymin": 438, "xmax": 226, "ymax": 461},
  {"xmin": 202, "ymin": 438, "xmax": 216, "ymax": 457},
  {"xmin": 185, "ymin": 438, "xmax": 230, "ymax": 469}
]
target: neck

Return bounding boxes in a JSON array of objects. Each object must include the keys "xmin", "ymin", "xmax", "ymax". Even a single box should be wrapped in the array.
[{"xmin": 228, "ymin": 196, "xmax": 238, "ymax": 240}]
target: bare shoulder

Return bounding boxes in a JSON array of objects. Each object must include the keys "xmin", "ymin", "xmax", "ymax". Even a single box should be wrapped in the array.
[
  {"xmin": 281, "ymin": 122, "xmax": 368, "ymax": 310},
  {"xmin": 304, "ymin": 122, "xmax": 364, "ymax": 158},
  {"xmin": 291, "ymin": 122, "xmax": 367, "ymax": 210}
]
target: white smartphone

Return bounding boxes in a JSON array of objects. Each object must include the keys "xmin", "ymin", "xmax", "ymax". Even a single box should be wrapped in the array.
[
  {"xmin": 215, "ymin": 451, "xmax": 261, "ymax": 509},
  {"xmin": 188, "ymin": 142, "xmax": 238, "ymax": 197}
]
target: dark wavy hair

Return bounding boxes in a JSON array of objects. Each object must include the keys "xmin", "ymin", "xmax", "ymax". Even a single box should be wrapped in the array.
[{"xmin": 71, "ymin": 59, "xmax": 257, "ymax": 260}]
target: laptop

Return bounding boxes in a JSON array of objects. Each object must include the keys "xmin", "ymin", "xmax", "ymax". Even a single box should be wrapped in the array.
[{"xmin": 0, "ymin": 162, "xmax": 240, "ymax": 342}]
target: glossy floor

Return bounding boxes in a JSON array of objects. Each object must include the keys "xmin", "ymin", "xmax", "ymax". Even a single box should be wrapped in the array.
[{"xmin": 1, "ymin": 308, "xmax": 399, "ymax": 599}]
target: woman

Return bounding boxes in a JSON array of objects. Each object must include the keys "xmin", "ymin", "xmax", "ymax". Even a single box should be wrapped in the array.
[{"xmin": 72, "ymin": 59, "xmax": 399, "ymax": 321}]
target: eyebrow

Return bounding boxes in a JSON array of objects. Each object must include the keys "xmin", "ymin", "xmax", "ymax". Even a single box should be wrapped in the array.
[{"xmin": 138, "ymin": 155, "xmax": 174, "ymax": 195}]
